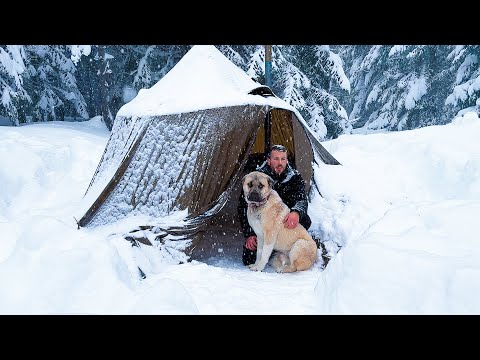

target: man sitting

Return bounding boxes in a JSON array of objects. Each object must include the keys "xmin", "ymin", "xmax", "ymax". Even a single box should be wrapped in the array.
[{"xmin": 237, "ymin": 144, "xmax": 312, "ymax": 266}]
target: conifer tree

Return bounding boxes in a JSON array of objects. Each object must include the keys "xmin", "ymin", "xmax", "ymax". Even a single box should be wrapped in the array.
[
  {"xmin": 219, "ymin": 45, "xmax": 351, "ymax": 140},
  {"xmin": 0, "ymin": 45, "xmax": 30, "ymax": 125},
  {"xmin": 445, "ymin": 45, "xmax": 480, "ymax": 115}
]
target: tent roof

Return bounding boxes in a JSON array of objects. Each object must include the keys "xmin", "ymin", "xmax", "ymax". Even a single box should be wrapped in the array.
[
  {"xmin": 77, "ymin": 45, "xmax": 340, "ymax": 230},
  {"xmin": 117, "ymin": 45, "xmax": 292, "ymax": 118}
]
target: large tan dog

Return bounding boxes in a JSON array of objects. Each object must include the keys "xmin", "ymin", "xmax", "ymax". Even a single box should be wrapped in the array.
[{"xmin": 242, "ymin": 171, "xmax": 317, "ymax": 273}]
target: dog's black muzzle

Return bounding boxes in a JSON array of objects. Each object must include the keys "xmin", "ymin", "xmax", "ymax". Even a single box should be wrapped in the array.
[{"xmin": 247, "ymin": 191, "xmax": 263, "ymax": 203}]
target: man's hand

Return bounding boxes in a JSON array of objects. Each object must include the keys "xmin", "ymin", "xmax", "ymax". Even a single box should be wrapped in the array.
[
  {"xmin": 245, "ymin": 235, "xmax": 257, "ymax": 250},
  {"xmin": 283, "ymin": 211, "xmax": 300, "ymax": 229}
]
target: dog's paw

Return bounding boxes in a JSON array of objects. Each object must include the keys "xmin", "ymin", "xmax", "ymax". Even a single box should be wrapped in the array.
[
  {"xmin": 248, "ymin": 264, "xmax": 264, "ymax": 272},
  {"xmin": 248, "ymin": 264, "xmax": 258, "ymax": 271}
]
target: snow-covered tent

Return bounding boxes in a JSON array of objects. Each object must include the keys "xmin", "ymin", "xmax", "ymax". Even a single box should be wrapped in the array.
[{"xmin": 77, "ymin": 45, "xmax": 340, "ymax": 260}]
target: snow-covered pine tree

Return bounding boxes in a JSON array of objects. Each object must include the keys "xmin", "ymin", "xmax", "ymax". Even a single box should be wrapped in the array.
[
  {"xmin": 445, "ymin": 45, "xmax": 480, "ymax": 115},
  {"xmin": 24, "ymin": 45, "xmax": 89, "ymax": 122},
  {"xmin": 99, "ymin": 45, "xmax": 189, "ymax": 128},
  {"xmin": 0, "ymin": 45, "xmax": 30, "ymax": 126},
  {"xmin": 6, "ymin": 44, "xmax": 476, "ymax": 135},
  {"xmin": 74, "ymin": 46, "xmax": 99, "ymax": 120},
  {"xmin": 333, "ymin": 45, "xmax": 480, "ymax": 132},
  {"xmin": 284, "ymin": 45, "xmax": 351, "ymax": 139},
  {"xmin": 219, "ymin": 45, "xmax": 351, "ymax": 140},
  {"xmin": 330, "ymin": 45, "xmax": 372, "ymax": 127}
]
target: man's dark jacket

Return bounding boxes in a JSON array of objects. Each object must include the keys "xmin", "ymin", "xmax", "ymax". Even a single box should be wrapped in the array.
[{"xmin": 238, "ymin": 161, "xmax": 312, "ymax": 239}]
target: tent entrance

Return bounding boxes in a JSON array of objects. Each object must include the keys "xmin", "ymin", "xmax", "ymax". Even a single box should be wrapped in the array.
[
  {"xmin": 250, "ymin": 108, "xmax": 296, "ymax": 165},
  {"xmin": 186, "ymin": 108, "xmax": 303, "ymax": 262}
]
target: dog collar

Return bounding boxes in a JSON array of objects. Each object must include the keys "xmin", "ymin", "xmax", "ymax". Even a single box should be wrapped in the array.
[{"xmin": 248, "ymin": 195, "xmax": 269, "ymax": 208}]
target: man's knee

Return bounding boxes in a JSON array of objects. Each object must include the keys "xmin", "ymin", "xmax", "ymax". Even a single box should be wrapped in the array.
[{"xmin": 301, "ymin": 215, "xmax": 312, "ymax": 230}]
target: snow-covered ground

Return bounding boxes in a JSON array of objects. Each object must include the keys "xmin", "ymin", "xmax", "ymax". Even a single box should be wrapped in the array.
[{"xmin": 0, "ymin": 111, "xmax": 479, "ymax": 314}]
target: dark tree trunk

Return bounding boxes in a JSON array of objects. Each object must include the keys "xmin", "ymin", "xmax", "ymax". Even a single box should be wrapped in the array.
[{"xmin": 98, "ymin": 46, "xmax": 114, "ymax": 130}]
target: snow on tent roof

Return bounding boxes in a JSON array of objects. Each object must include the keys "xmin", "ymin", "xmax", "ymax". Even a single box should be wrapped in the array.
[
  {"xmin": 117, "ymin": 45, "xmax": 292, "ymax": 118},
  {"xmin": 76, "ymin": 45, "xmax": 340, "ymax": 260}
]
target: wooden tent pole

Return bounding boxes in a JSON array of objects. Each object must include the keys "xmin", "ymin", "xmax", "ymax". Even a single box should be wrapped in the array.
[
  {"xmin": 264, "ymin": 45, "xmax": 272, "ymax": 154},
  {"xmin": 265, "ymin": 45, "xmax": 272, "ymax": 88}
]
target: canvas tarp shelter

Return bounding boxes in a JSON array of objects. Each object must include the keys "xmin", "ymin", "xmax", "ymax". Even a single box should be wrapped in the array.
[{"xmin": 77, "ymin": 45, "xmax": 340, "ymax": 260}]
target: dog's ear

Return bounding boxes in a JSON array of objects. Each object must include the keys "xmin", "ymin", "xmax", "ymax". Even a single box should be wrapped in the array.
[
  {"xmin": 266, "ymin": 175, "xmax": 274, "ymax": 188},
  {"xmin": 241, "ymin": 173, "xmax": 249, "ymax": 186}
]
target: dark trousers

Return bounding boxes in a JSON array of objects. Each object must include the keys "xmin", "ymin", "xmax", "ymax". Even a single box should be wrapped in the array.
[{"xmin": 242, "ymin": 245, "xmax": 257, "ymax": 266}]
